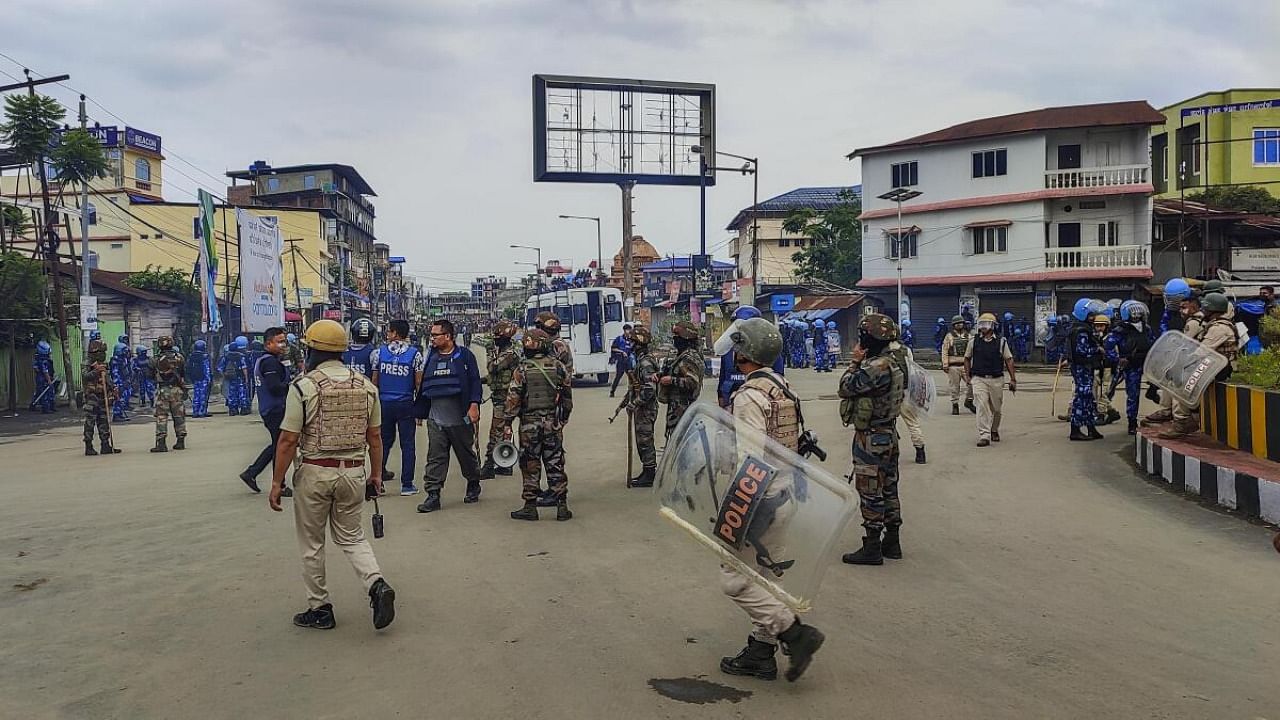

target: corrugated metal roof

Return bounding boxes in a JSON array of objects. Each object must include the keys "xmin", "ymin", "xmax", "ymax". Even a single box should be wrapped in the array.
[
  {"xmin": 726, "ymin": 185, "xmax": 862, "ymax": 230},
  {"xmin": 793, "ymin": 294, "xmax": 863, "ymax": 311}
]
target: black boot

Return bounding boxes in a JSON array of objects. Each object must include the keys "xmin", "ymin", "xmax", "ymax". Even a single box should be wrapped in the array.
[
  {"xmin": 951, "ymin": 403, "xmax": 959, "ymax": 416},
  {"xmin": 1069, "ymin": 425, "xmax": 1089, "ymax": 441},
  {"xmin": 556, "ymin": 501, "xmax": 573, "ymax": 521},
  {"xmin": 239, "ymin": 470, "xmax": 262, "ymax": 493},
  {"xmin": 100, "ymin": 442, "xmax": 121, "ymax": 455},
  {"xmin": 479, "ymin": 461, "xmax": 496, "ymax": 480},
  {"xmin": 495, "ymin": 465, "xmax": 513, "ymax": 476},
  {"xmin": 293, "ymin": 603, "xmax": 336, "ymax": 630},
  {"xmin": 150, "ymin": 438, "xmax": 168, "ymax": 453},
  {"xmin": 914, "ymin": 446, "xmax": 926, "ymax": 464},
  {"xmin": 382, "ymin": 469, "xmax": 396, "ymax": 483},
  {"xmin": 417, "ymin": 491, "xmax": 441, "ymax": 513},
  {"xmin": 368, "ymin": 578, "xmax": 396, "ymax": 630},
  {"xmin": 463, "ymin": 480, "xmax": 481, "ymax": 504},
  {"xmin": 628, "ymin": 466, "xmax": 656, "ymax": 488},
  {"xmin": 510, "ymin": 501, "xmax": 538, "ymax": 521},
  {"xmin": 173, "ymin": 436, "xmax": 186, "ymax": 450},
  {"xmin": 1105, "ymin": 408, "xmax": 1121, "ymax": 425},
  {"xmin": 84, "ymin": 442, "xmax": 98, "ymax": 456},
  {"xmin": 719, "ymin": 637, "xmax": 778, "ymax": 681},
  {"xmin": 841, "ymin": 531, "xmax": 883, "ymax": 565},
  {"xmin": 1086, "ymin": 426, "xmax": 1104, "ymax": 440},
  {"xmin": 1127, "ymin": 419, "xmax": 1138, "ymax": 436},
  {"xmin": 881, "ymin": 527, "xmax": 902, "ymax": 559},
  {"xmin": 536, "ymin": 489, "xmax": 558, "ymax": 507},
  {"xmin": 777, "ymin": 620, "xmax": 826, "ymax": 682},
  {"xmin": 964, "ymin": 399, "xmax": 976, "ymax": 414}
]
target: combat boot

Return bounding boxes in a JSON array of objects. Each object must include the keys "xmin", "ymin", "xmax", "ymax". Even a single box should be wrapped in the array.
[
  {"xmin": 479, "ymin": 461, "xmax": 497, "ymax": 480},
  {"xmin": 1069, "ymin": 425, "xmax": 1090, "ymax": 441},
  {"xmin": 510, "ymin": 501, "xmax": 538, "ymax": 521},
  {"xmin": 1141, "ymin": 408, "xmax": 1172, "ymax": 426},
  {"xmin": 951, "ymin": 403, "xmax": 959, "ymax": 415},
  {"xmin": 173, "ymin": 436, "xmax": 186, "ymax": 451},
  {"xmin": 417, "ymin": 491, "xmax": 441, "ymax": 513},
  {"xmin": 719, "ymin": 637, "xmax": 778, "ymax": 681},
  {"xmin": 841, "ymin": 531, "xmax": 883, "ymax": 565},
  {"xmin": 495, "ymin": 465, "xmax": 513, "ymax": 476},
  {"xmin": 777, "ymin": 620, "xmax": 826, "ymax": 682},
  {"xmin": 84, "ymin": 442, "xmax": 98, "ymax": 456},
  {"xmin": 627, "ymin": 466, "xmax": 655, "ymax": 488},
  {"xmin": 382, "ymin": 469, "xmax": 396, "ymax": 483},
  {"xmin": 881, "ymin": 527, "xmax": 902, "ymax": 559},
  {"xmin": 1105, "ymin": 408, "xmax": 1121, "ymax": 425},
  {"xmin": 914, "ymin": 446, "xmax": 926, "ymax": 464},
  {"xmin": 536, "ymin": 489, "xmax": 558, "ymax": 507},
  {"xmin": 100, "ymin": 442, "xmax": 121, "ymax": 455},
  {"xmin": 964, "ymin": 399, "xmax": 976, "ymax": 414},
  {"xmin": 556, "ymin": 501, "xmax": 573, "ymax": 521},
  {"xmin": 1157, "ymin": 417, "xmax": 1197, "ymax": 439},
  {"xmin": 150, "ymin": 437, "xmax": 168, "ymax": 453},
  {"xmin": 463, "ymin": 480, "xmax": 482, "ymax": 504},
  {"xmin": 1086, "ymin": 426, "xmax": 1104, "ymax": 441},
  {"xmin": 1127, "ymin": 419, "xmax": 1138, "ymax": 436}
]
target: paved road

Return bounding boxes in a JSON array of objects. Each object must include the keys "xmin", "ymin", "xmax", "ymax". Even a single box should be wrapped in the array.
[{"xmin": 2, "ymin": 368, "xmax": 1277, "ymax": 719}]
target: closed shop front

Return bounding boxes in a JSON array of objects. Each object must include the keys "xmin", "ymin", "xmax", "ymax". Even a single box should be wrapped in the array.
[
  {"xmin": 975, "ymin": 284, "xmax": 1035, "ymax": 324},
  {"xmin": 907, "ymin": 287, "xmax": 961, "ymax": 330}
]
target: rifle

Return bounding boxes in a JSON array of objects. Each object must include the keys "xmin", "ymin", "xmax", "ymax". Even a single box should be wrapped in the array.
[{"xmin": 607, "ymin": 366, "xmax": 641, "ymax": 423}]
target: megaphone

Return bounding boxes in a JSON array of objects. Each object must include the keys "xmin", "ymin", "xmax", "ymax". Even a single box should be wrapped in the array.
[{"xmin": 493, "ymin": 441, "xmax": 519, "ymax": 469}]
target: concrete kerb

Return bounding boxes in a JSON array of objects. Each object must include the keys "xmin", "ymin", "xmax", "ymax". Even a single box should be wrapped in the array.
[{"xmin": 1135, "ymin": 427, "xmax": 1280, "ymax": 524}]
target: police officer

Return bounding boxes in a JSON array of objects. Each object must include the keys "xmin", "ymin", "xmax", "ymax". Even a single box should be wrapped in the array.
[
  {"xmin": 887, "ymin": 325, "xmax": 927, "ymax": 464},
  {"xmin": 82, "ymin": 339, "xmax": 121, "ymax": 456},
  {"xmin": 658, "ymin": 320, "xmax": 704, "ymax": 439},
  {"xmin": 30, "ymin": 340, "xmax": 56, "ymax": 414},
  {"xmin": 964, "ymin": 313, "xmax": 1018, "ymax": 447},
  {"xmin": 717, "ymin": 317, "xmax": 825, "ymax": 682},
  {"xmin": 609, "ymin": 323, "xmax": 633, "ymax": 398},
  {"xmin": 1107, "ymin": 300, "xmax": 1153, "ymax": 435},
  {"xmin": 717, "ymin": 307, "xmax": 784, "ymax": 409},
  {"xmin": 284, "ymin": 332, "xmax": 305, "ymax": 375},
  {"xmin": 268, "ymin": 319, "xmax": 396, "ymax": 632},
  {"xmin": 371, "ymin": 319, "xmax": 425, "ymax": 496},
  {"xmin": 812, "ymin": 319, "xmax": 829, "ymax": 371},
  {"xmin": 241, "ymin": 327, "xmax": 293, "ymax": 494},
  {"xmin": 1143, "ymin": 279, "xmax": 1195, "ymax": 424},
  {"xmin": 416, "ymin": 318, "xmax": 484, "ymax": 513},
  {"xmin": 116, "ymin": 334, "xmax": 134, "ymax": 409},
  {"xmin": 187, "ymin": 340, "xmax": 212, "ymax": 417},
  {"xmin": 343, "ymin": 318, "xmax": 378, "ymax": 378},
  {"xmin": 480, "ymin": 319, "xmax": 520, "ymax": 479},
  {"xmin": 505, "ymin": 328, "xmax": 574, "ymax": 521},
  {"xmin": 1159, "ymin": 292, "xmax": 1237, "ymax": 439},
  {"xmin": 109, "ymin": 343, "xmax": 132, "ymax": 420},
  {"xmin": 149, "ymin": 335, "xmax": 189, "ymax": 452},
  {"xmin": 1067, "ymin": 299, "xmax": 1106, "ymax": 441},
  {"xmin": 134, "ymin": 345, "xmax": 155, "ymax": 407},
  {"xmin": 626, "ymin": 326, "xmax": 660, "ymax": 489},
  {"xmin": 900, "ymin": 318, "xmax": 914, "ymax": 349},
  {"xmin": 218, "ymin": 337, "xmax": 251, "ymax": 415},
  {"xmin": 940, "ymin": 315, "xmax": 974, "ymax": 415},
  {"xmin": 1092, "ymin": 312, "xmax": 1119, "ymax": 426},
  {"xmin": 839, "ymin": 314, "xmax": 904, "ymax": 566}
]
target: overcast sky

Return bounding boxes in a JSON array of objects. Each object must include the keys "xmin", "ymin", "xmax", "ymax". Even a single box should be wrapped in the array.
[{"xmin": 4, "ymin": 0, "xmax": 1277, "ymax": 293}]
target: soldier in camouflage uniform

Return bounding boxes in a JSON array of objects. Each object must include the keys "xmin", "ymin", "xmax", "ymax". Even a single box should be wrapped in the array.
[
  {"xmin": 838, "ymin": 314, "xmax": 905, "ymax": 567},
  {"xmin": 505, "ymin": 328, "xmax": 574, "ymax": 522},
  {"xmin": 150, "ymin": 335, "xmax": 189, "ymax": 452},
  {"xmin": 284, "ymin": 333, "xmax": 305, "ymax": 375},
  {"xmin": 82, "ymin": 339, "xmax": 121, "ymax": 456},
  {"xmin": 658, "ymin": 320, "xmax": 704, "ymax": 439},
  {"xmin": 625, "ymin": 326, "xmax": 660, "ymax": 488},
  {"xmin": 535, "ymin": 311, "xmax": 575, "ymax": 378},
  {"xmin": 480, "ymin": 320, "xmax": 521, "ymax": 479}
]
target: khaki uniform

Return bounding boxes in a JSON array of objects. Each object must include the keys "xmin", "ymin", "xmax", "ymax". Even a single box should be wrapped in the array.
[
  {"xmin": 281, "ymin": 360, "xmax": 384, "ymax": 610},
  {"xmin": 1158, "ymin": 313, "xmax": 1205, "ymax": 414},
  {"xmin": 724, "ymin": 370, "xmax": 799, "ymax": 644},
  {"xmin": 891, "ymin": 345, "xmax": 924, "ymax": 449},
  {"xmin": 1172, "ymin": 318, "xmax": 1237, "ymax": 423},
  {"xmin": 964, "ymin": 335, "xmax": 1012, "ymax": 441},
  {"xmin": 940, "ymin": 331, "xmax": 973, "ymax": 405}
]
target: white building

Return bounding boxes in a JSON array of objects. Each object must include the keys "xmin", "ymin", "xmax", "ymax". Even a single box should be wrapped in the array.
[{"xmin": 850, "ymin": 101, "xmax": 1164, "ymax": 336}]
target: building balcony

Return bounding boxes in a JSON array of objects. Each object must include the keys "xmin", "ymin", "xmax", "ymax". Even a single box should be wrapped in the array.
[
  {"xmin": 1045, "ymin": 164, "xmax": 1148, "ymax": 190},
  {"xmin": 1044, "ymin": 244, "xmax": 1148, "ymax": 270}
]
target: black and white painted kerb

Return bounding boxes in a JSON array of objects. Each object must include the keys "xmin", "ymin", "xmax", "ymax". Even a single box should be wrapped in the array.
[{"xmin": 1136, "ymin": 434, "xmax": 1280, "ymax": 523}]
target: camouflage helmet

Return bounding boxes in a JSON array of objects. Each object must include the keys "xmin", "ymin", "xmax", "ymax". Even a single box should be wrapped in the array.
[
  {"xmin": 157, "ymin": 335, "xmax": 174, "ymax": 351},
  {"xmin": 951, "ymin": 314, "xmax": 966, "ymax": 327},
  {"xmin": 522, "ymin": 327, "xmax": 552, "ymax": 354},
  {"xmin": 1202, "ymin": 279, "xmax": 1225, "ymax": 295},
  {"xmin": 671, "ymin": 320, "xmax": 699, "ymax": 341},
  {"xmin": 1202, "ymin": 292, "xmax": 1229, "ymax": 313},
  {"xmin": 631, "ymin": 326, "xmax": 652, "ymax": 347},
  {"xmin": 87, "ymin": 339, "xmax": 108, "ymax": 363},
  {"xmin": 729, "ymin": 317, "xmax": 783, "ymax": 366},
  {"xmin": 492, "ymin": 319, "xmax": 517, "ymax": 340},
  {"xmin": 858, "ymin": 313, "xmax": 898, "ymax": 342},
  {"xmin": 535, "ymin": 311, "xmax": 562, "ymax": 336}
]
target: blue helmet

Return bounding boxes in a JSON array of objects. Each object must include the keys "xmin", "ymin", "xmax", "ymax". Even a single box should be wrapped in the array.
[
  {"xmin": 732, "ymin": 306, "xmax": 762, "ymax": 321},
  {"xmin": 351, "ymin": 319, "xmax": 374, "ymax": 343},
  {"xmin": 136, "ymin": 346, "xmax": 149, "ymax": 357},
  {"xmin": 287, "ymin": 333, "xmax": 297, "ymax": 343},
  {"xmin": 936, "ymin": 317, "xmax": 946, "ymax": 324},
  {"xmin": 1047, "ymin": 315, "xmax": 1058, "ymax": 325},
  {"xmin": 89, "ymin": 330, "xmax": 101, "ymax": 341},
  {"xmin": 117, "ymin": 334, "xmax": 129, "ymax": 344},
  {"xmin": 113, "ymin": 342, "xmax": 127, "ymax": 356},
  {"xmin": 36, "ymin": 340, "xmax": 51, "ymax": 355},
  {"xmin": 1164, "ymin": 278, "xmax": 1191, "ymax": 301},
  {"xmin": 194, "ymin": 340, "xmax": 207, "ymax": 352},
  {"xmin": 1120, "ymin": 300, "xmax": 1149, "ymax": 322},
  {"xmin": 235, "ymin": 335, "xmax": 249, "ymax": 349},
  {"xmin": 901, "ymin": 319, "xmax": 911, "ymax": 328},
  {"xmin": 813, "ymin": 319, "xmax": 826, "ymax": 329},
  {"xmin": 1073, "ymin": 298, "xmax": 1107, "ymax": 322},
  {"xmin": 1002, "ymin": 311, "xmax": 1014, "ymax": 322}
]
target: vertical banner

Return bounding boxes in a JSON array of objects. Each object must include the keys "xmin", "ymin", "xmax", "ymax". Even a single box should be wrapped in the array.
[
  {"xmin": 237, "ymin": 209, "xmax": 284, "ymax": 332},
  {"xmin": 79, "ymin": 295, "xmax": 99, "ymax": 331},
  {"xmin": 196, "ymin": 189, "xmax": 221, "ymax": 332},
  {"xmin": 1034, "ymin": 291, "xmax": 1054, "ymax": 348}
]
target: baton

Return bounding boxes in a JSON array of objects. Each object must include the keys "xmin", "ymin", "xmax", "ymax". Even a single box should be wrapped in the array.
[
  {"xmin": 626, "ymin": 409, "xmax": 634, "ymax": 487},
  {"xmin": 1050, "ymin": 361, "xmax": 1062, "ymax": 417},
  {"xmin": 28, "ymin": 380, "xmax": 55, "ymax": 409}
]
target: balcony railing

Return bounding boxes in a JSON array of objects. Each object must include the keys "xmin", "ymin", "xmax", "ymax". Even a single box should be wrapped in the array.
[
  {"xmin": 1044, "ymin": 244, "xmax": 1148, "ymax": 270},
  {"xmin": 1044, "ymin": 164, "xmax": 1148, "ymax": 190}
]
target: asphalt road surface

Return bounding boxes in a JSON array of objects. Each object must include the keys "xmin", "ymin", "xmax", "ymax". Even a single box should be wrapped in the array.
[{"xmin": 2, "ymin": 367, "xmax": 1278, "ymax": 719}]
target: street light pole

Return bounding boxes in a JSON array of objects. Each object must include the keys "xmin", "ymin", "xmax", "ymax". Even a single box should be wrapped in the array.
[
  {"xmin": 558, "ymin": 214, "xmax": 602, "ymax": 283},
  {"xmin": 693, "ymin": 145, "xmax": 757, "ymax": 301},
  {"xmin": 877, "ymin": 188, "xmax": 923, "ymax": 323},
  {"xmin": 510, "ymin": 244, "xmax": 542, "ymax": 296}
]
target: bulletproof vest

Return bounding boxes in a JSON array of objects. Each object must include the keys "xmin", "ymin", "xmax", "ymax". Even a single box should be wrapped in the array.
[
  {"xmin": 841, "ymin": 354, "xmax": 903, "ymax": 430},
  {"xmin": 1197, "ymin": 318, "xmax": 1240, "ymax": 365},
  {"xmin": 717, "ymin": 350, "xmax": 747, "ymax": 399},
  {"xmin": 1182, "ymin": 313, "xmax": 1204, "ymax": 339},
  {"xmin": 376, "ymin": 345, "xmax": 419, "ymax": 402},
  {"xmin": 969, "ymin": 336, "xmax": 1005, "ymax": 376},
  {"xmin": 421, "ymin": 349, "xmax": 463, "ymax": 399},
  {"xmin": 1069, "ymin": 324, "xmax": 1100, "ymax": 368},
  {"xmin": 1119, "ymin": 323, "xmax": 1153, "ymax": 362},
  {"xmin": 188, "ymin": 351, "xmax": 209, "ymax": 380},
  {"xmin": 661, "ymin": 348, "xmax": 703, "ymax": 404},
  {"xmin": 488, "ymin": 345, "xmax": 518, "ymax": 395},
  {"xmin": 343, "ymin": 344, "xmax": 376, "ymax": 378},
  {"xmin": 949, "ymin": 332, "xmax": 970, "ymax": 358},
  {"xmin": 739, "ymin": 372, "xmax": 800, "ymax": 452},
  {"xmin": 222, "ymin": 350, "xmax": 244, "ymax": 379},
  {"xmin": 298, "ymin": 370, "xmax": 369, "ymax": 454},
  {"xmin": 156, "ymin": 351, "xmax": 184, "ymax": 385},
  {"xmin": 521, "ymin": 355, "xmax": 561, "ymax": 413}
]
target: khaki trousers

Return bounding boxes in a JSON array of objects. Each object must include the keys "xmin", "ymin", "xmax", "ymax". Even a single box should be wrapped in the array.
[
  {"xmin": 293, "ymin": 462, "xmax": 383, "ymax": 609},
  {"xmin": 720, "ymin": 564, "xmax": 795, "ymax": 644},
  {"xmin": 972, "ymin": 376, "xmax": 1004, "ymax": 441},
  {"xmin": 947, "ymin": 366, "xmax": 972, "ymax": 404},
  {"xmin": 899, "ymin": 400, "xmax": 925, "ymax": 448},
  {"xmin": 1094, "ymin": 368, "xmax": 1112, "ymax": 414}
]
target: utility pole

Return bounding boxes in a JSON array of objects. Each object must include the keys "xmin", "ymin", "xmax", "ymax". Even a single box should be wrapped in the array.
[
  {"xmin": 221, "ymin": 205, "xmax": 232, "ymax": 346},
  {"xmin": 620, "ymin": 181, "xmax": 635, "ymax": 322},
  {"xmin": 77, "ymin": 94, "xmax": 93, "ymax": 362},
  {"xmin": 284, "ymin": 239, "xmax": 304, "ymax": 319}
]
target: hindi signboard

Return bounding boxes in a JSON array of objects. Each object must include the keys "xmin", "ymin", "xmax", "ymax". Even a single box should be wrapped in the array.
[{"xmin": 237, "ymin": 210, "xmax": 284, "ymax": 332}]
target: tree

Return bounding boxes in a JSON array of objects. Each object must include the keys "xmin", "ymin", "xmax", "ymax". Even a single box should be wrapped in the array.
[
  {"xmin": 781, "ymin": 190, "xmax": 863, "ymax": 289},
  {"xmin": 49, "ymin": 128, "xmax": 109, "ymax": 191},
  {"xmin": 1187, "ymin": 185, "xmax": 1280, "ymax": 214},
  {"xmin": 0, "ymin": 93, "xmax": 65, "ymax": 164},
  {"xmin": 124, "ymin": 266, "xmax": 201, "ymax": 347},
  {"xmin": 0, "ymin": 251, "xmax": 52, "ymax": 344}
]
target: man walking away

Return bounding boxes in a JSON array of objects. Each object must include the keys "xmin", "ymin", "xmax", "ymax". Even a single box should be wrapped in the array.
[
  {"xmin": 372, "ymin": 320, "xmax": 425, "ymax": 496},
  {"xmin": 963, "ymin": 313, "xmax": 1018, "ymax": 447},
  {"xmin": 416, "ymin": 319, "xmax": 484, "ymax": 513},
  {"xmin": 241, "ymin": 327, "xmax": 293, "ymax": 495}
]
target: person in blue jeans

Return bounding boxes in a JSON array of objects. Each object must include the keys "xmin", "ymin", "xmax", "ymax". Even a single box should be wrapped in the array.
[{"xmin": 371, "ymin": 319, "xmax": 425, "ymax": 495}]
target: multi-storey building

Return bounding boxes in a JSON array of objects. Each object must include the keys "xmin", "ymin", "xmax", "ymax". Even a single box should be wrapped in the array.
[
  {"xmin": 850, "ymin": 100, "xmax": 1164, "ymax": 335},
  {"xmin": 1152, "ymin": 89, "xmax": 1280, "ymax": 200}
]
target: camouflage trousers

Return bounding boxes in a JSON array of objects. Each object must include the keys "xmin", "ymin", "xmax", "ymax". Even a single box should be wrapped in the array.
[
  {"xmin": 155, "ymin": 385, "xmax": 187, "ymax": 441},
  {"xmin": 485, "ymin": 399, "xmax": 510, "ymax": 462},
  {"xmin": 850, "ymin": 428, "xmax": 901, "ymax": 532},
  {"xmin": 83, "ymin": 396, "xmax": 112, "ymax": 446},
  {"xmin": 519, "ymin": 414, "xmax": 568, "ymax": 502},
  {"xmin": 633, "ymin": 404, "xmax": 658, "ymax": 468},
  {"xmin": 664, "ymin": 399, "xmax": 694, "ymax": 439}
]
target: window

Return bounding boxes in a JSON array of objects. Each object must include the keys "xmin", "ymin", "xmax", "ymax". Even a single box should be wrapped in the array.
[
  {"xmin": 778, "ymin": 237, "xmax": 791, "ymax": 247},
  {"xmin": 303, "ymin": 174, "xmax": 317, "ymax": 189},
  {"xmin": 1254, "ymin": 128, "xmax": 1280, "ymax": 166},
  {"xmin": 604, "ymin": 299, "xmax": 622, "ymax": 322},
  {"xmin": 138, "ymin": 234, "xmax": 149, "ymax": 240},
  {"xmin": 1078, "ymin": 200, "xmax": 1107, "ymax": 210},
  {"xmin": 971, "ymin": 148, "xmax": 1007, "ymax": 178},
  {"xmin": 1096, "ymin": 221, "xmax": 1120, "ymax": 246},
  {"xmin": 891, "ymin": 160, "xmax": 919, "ymax": 187},
  {"xmin": 134, "ymin": 158, "xmax": 151, "ymax": 190},
  {"xmin": 110, "ymin": 242, "xmax": 123, "ymax": 249},
  {"xmin": 793, "ymin": 238, "xmax": 805, "ymax": 248},
  {"xmin": 970, "ymin": 226, "xmax": 1008, "ymax": 254},
  {"xmin": 887, "ymin": 231, "xmax": 919, "ymax": 260},
  {"xmin": 266, "ymin": 177, "xmax": 281, "ymax": 192}
]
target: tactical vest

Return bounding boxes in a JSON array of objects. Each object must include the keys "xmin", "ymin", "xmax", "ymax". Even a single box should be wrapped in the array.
[
  {"xmin": 1118, "ymin": 323, "xmax": 1153, "ymax": 364},
  {"xmin": 188, "ymin": 351, "xmax": 209, "ymax": 381},
  {"xmin": 376, "ymin": 345, "xmax": 419, "ymax": 402},
  {"xmin": 658, "ymin": 348, "xmax": 702, "ymax": 405},
  {"xmin": 1197, "ymin": 318, "xmax": 1240, "ymax": 365},
  {"xmin": 222, "ymin": 350, "xmax": 244, "ymax": 380},
  {"xmin": 740, "ymin": 371, "xmax": 800, "ymax": 453},
  {"xmin": 949, "ymin": 332, "xmax": 970, "ymax": 359},
  {"xmin": 969, "ymin": 336, "xmax": 1005, "ymax": 377},
  {"xmin": 488, "ymin": 345, "xmax": 518, "ymax": 396},
  {"xmin": 156, "ymin": 351, "xmax": 185, "ymax": 386},
  {"xmin": 421, "ymin": 349, "xmax": 463, "ymax": 399},
  {"xmin": 717, "ymin": 350, "xmax": 747, "ymax": 399},
  {"xmin": 521, "ymin": 355, "xmax": 561, "ymax": 413},
  {"xmin": 840, "ymin": 355, "xmax": 903, "ymax": 430},
  {"xmin": 298, "ymin": 370, "xmax": 369, "ymax": 455},
  {"xmin": 343, "ymin": 344, "xmax": 376, "ymax": 378}
]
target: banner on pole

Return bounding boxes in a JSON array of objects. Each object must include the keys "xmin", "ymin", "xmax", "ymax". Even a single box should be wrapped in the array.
[
  {"xmin": 237, "ymin": 209, "xmax": 284, "ymax": 332},
  {"xmin": 196, "ymin": 189, "xmax": 222, "ymax": 332},
  {"xmin": 79, "ymin": 295, "xmax": 99, "ymax": 331}
]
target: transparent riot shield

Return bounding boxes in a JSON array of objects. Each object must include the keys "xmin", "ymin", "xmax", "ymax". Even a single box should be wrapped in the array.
[
  {"xmin": 654, "ymin": 402, "xmax": 857, "ymax": 612},
  {"xmin": 1142, "ymin": 331, "xmax": 1228, "ymax": 406},
  {"xmin": 905, "ymin": 359, "xmax": 937, "ymax": 417}
]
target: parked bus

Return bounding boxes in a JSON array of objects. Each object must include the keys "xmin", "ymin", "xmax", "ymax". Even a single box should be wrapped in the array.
[{"xmin": 524, "ymin": 287, "xmax": 625, "ymax": 383}]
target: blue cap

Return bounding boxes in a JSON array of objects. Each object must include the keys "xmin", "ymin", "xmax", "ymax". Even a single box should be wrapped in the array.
[
  {"xmin": 113, "ymin": 342, "xmax": 127, "ymax": 355},
  {"xmin": 36, "ymin": 340, "xmax": 51, "ymax": 354},
  {"xmin": 901, "ymin": 319, "xmax": 911, "ymax": 327},
  {"xmin": 1164, "ymin": 278, "xmax": 1191, "ymax": 300},
  {"xmin": 1002, "ymin": 312, "xmax": 1014, "ymax": 321},
  {"xmin": 732, "ymin": 306, "xmax": 762, "ymax": 321},
  {"xmin": 813, "ymin": 319, "xmax": 825, "ymax": 329},
  {"xmin": 194, "ymin": 340, "xmax": 207, "ymax": 351},
  {"xmin": 235, "ymin": 336, "xmax": 249, "ymax": 349},
  {"xmin": 287, "ymin": 333, "xmax": 297, "ymax": 343}
]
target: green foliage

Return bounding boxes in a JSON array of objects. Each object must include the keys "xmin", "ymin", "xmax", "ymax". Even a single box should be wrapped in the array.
[
  {"xmin": 1, "ymin": 205, "xmax": 29, "ymax": 239},
  {"xmin": 0, "ymin": 93, "xmax": 65, "ymax": 164},
  {"xmin": 328, "ymin": 262, "xmax": 357, "ymax": 293},
  {"xmin": 0, "ymin": 251, "xmax": 52, "ymax": 343},
  {"xmin": 1186, "ymin": 185, "xmax": 1280, "ymax": 214},
  {"xmin": 49, "ymin": 128, "xmax": 109, "ymax": 188},
  {"xmin": 1261, "ymin": 313, "xmax": 1280, "ymax": 347},
  {"xmin": 782, "ymin": 190, "xmax": 863, "ymax": 289},
  {"xmin": 1233, "ymin": 347, "xmax": 1280, "ymax": 390}
]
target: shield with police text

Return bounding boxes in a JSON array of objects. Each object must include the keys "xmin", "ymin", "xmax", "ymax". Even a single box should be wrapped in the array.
[
  {"xmin": 1143, "ymin": 330, "xmax": 1228, "ymax": 407},
  {"xmin": 654, "ymin": 401, "xmax": 857, "ymax": 612},
  {"xmin": 905, "ymin": 358, "xmax": 937, "ymax": 417}
]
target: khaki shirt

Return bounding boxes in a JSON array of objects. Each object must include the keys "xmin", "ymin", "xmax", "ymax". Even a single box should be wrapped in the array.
[
  {"xmin": 730, "ymin": 370, "xmax": 795, "ymax": 498},
  {"xmin": 281, "ymin": 360, "xmax": 381, "ymax": 460},
  {"xmin": 1198, "ymin": 319, "xmax": 1239, "ymax": 366},
  {"xmin": 941, "ymin": 332, "xmax": 969, "ymax": 366}
]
